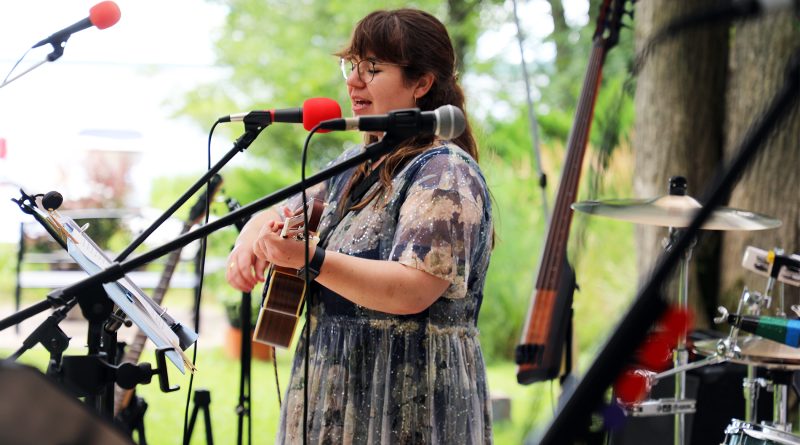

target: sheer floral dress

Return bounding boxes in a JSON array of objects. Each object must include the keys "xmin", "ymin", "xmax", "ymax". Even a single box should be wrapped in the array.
[{"xmin": 276, "ymin": 142, "xmax": 494, "ymax": 444}]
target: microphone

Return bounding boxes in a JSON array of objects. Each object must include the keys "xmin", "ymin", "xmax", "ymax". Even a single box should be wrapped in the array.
[
  {"xmin": 219, "ymin": 97, "xmax": 342, "ymax": 132},
  {"xmin": 33, "ymin": 1, "xmax": 121, "ymax": 48},
  {"xmin": 726, "ymin": 313, "xmax": 800, "ymax": 348},
  {"xmin": 318, "ymin": 105, "xmax": 467, "ymax": 140}
]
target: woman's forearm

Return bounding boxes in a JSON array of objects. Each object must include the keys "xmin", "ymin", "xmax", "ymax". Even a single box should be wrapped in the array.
[{"xmin": 315, "ymin": 252, "xmax": 449, "ymax": 315}]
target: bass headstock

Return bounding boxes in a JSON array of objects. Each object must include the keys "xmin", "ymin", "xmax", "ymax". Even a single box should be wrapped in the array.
[{"xmin": 594, "ymin": 0, "xmax": 634, "ymax": 50}]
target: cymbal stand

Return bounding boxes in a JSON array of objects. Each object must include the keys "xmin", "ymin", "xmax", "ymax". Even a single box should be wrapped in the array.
[
  {"xmin": 668, "ymin": 228, "xmax": 695, "ymax": 445},
  {"xmin": 748, "ymin": 268, "xmax": 792, "ymax": 432}
]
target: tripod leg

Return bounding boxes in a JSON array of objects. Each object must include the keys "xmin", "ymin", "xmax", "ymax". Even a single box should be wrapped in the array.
[
  {"xmin": 137, "ymin": 419, "xmax": 147, "ymax": 445},
  {"xmin": 203, "ymin": 403, "xmax": 214, "ymax": 445},
  {"xmin": 186, "ymin": 404, "xmax": 200, "ymax": 445},
  {"xmin": 186, "ymin": 389, "xmax": 213, "ymax": 445}
]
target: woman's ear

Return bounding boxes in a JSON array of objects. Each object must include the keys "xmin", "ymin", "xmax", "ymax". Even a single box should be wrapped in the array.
[{"xmin": 413, "ymin": 72, "xmax": 435, "ymax": 100}]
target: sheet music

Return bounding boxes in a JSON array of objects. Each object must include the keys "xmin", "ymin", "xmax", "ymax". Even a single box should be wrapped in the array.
[{"xmin": 54, "ymin": 212, "xmax": 195, "ymax": 374}]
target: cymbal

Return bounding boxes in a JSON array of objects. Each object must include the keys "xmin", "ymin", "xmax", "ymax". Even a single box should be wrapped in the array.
[
  {"xmin": 694, "ymin": 336, "xmax": 800, "ymax": 370},
  {"xmin": 571, "ymin": 195, "xmax": 781, "ymax": 231}
]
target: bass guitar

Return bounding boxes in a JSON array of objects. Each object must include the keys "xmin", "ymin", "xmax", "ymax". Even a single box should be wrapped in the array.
[
  {"xmin": 253, "ymin": 199, "xmax": 324, "ymax": 348},
  {"xmin": 515, "ymin": 0, "xmax": 629, "ymax": 384}
]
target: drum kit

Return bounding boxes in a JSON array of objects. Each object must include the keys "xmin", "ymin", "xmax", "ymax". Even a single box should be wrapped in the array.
[{"xmin": 572, "ymin": 176, "xmax": 800, "ymax": 445}]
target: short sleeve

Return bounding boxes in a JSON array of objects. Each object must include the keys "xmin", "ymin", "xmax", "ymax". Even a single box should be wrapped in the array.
[{"xmin": 389, "ymin": 150, "xmax": 488, "ymax": 299}]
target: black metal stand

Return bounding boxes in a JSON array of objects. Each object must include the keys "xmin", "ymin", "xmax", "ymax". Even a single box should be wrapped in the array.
[
  {"xmin": 116, "ymin": 395, "xmax": 148, "ymax": 445},
  {"xmin": 186, "ymin": 389, "xmax": 214, "ymax": 445},
  {"xmin": 13, "ymin": 222, "xmax": 24, "ymax": 334},
  {"xmin": 3, "ymin": 127, "xmax": 406, "ymax": 437},
  {"xmin": 237, "ymin": 291, "xmax": 253, "ymax": 445},
  {"xmin": 539, "ymin": 48, "xmax": 800, "ymax": 444},
  {"xmin": 35, "ymin": 132, "xmax": 405, "ymax": 307},
  {"xmin": 226, "ymin": 195, "xmax": 253, "ymax": 445}
]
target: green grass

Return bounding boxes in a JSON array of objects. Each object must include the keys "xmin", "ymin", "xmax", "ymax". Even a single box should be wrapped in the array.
[{"xmin": 5, "ymin": 346, "xmax": 555, "ymax": 445}]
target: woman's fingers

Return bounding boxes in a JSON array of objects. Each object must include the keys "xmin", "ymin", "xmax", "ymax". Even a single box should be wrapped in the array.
[
  {"xmin": 226, "ymin": 247, "xmax": 261, "ymax": 292},
  {"xmin": 254, "ymin": 256, "xmax": 268, "ymax": 282}
]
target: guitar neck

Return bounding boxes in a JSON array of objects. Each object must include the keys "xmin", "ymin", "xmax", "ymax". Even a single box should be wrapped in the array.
[{"xmin": 539, "ymin": 42, "xmax": 608, "ymax": 291}]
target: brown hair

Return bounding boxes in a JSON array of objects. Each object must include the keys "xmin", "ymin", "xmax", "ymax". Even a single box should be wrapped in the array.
[{"xmin": 336, "ymin": 8, "xmax": 479, "ymax": 209}]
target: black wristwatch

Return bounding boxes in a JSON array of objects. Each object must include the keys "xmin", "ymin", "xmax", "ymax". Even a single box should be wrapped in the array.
[{"xmin": 298, "ymin": 246, "xmax": 326, "ymax": 282}]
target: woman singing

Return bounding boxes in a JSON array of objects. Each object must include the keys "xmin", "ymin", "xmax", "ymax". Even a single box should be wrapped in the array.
[{"xmin": 226, "ymin": 8, "xmax": 494, "ymax": 444}]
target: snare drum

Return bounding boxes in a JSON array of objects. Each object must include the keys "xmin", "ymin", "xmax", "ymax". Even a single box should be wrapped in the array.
[{"xmin": 723, "ymin": 419, "xmax": 800, "ymax": 444}]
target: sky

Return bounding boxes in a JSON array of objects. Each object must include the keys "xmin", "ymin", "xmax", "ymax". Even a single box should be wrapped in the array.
[
  {"xmin": 0, "ymin": 0, "xmax": 588, "ymax": 244},
  {"xmin": 0, "ymin": 0, "xmax": 229, "ymax": 242}
]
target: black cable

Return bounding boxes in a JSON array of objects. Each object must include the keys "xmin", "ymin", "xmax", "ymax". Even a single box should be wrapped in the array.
[
  {"xmin": 300, "ymin": 123, "xmax": 323, "ymax": 445},
  {"xmin": 272, "ymin": 346, "xmax": 282, "ymax": 407},
  {"xmin": 181, "ymin": 119, "xmax": 220, "ymax": 445},
  {"xmin": 2, "ymin": 48, "xmax": 32, "ymax": 84}
]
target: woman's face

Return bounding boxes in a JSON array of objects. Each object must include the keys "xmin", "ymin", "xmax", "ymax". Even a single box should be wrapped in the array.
[{"xmin": 344, "ymin": 53, "xmax": 419, "ymax": 118}]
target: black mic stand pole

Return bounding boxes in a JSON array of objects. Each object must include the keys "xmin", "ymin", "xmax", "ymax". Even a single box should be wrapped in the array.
[
  {"xmin": 0, "ymin": 123, "xmax": 268, "ymax": 334},
  {"xmin": 116, "ymin": 124, "xmax": 268, "ymax": 262},
  {"xmin": 37, "ymin": 131, "xmax": 406, "ymax": 307},
  {"xmin": 539, "ymin": 48, "xmax": 800, "ymax": 444},
  {"xmin": 0, "ymin": 123, "xmax": 267, "ymax": 420},
  {"xmin": 238, "ymin": 289, "xmax": 253, "ymax": 445},
  {"xmin": 225, "ymin": 197, "xmax": 254, "ymax": 445},
  {"xmin": 1, "ymin": 30, "xmax": 72, "ymax": 90}
]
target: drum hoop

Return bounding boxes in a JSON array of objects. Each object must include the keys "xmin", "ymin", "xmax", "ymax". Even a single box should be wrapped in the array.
[{"xmin": 725, "ymin": 419, "xmax": 800, "ymax": 445}]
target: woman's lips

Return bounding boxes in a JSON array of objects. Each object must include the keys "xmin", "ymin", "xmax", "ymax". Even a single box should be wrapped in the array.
[{"xmin": 351, "ymin": 98, "xmax": 372, "ymax": 113}]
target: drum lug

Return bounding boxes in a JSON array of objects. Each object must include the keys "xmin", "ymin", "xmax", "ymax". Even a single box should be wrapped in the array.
[{"xmin": 623, "ymin": 398, "xmax": 696, "ymax": 417}]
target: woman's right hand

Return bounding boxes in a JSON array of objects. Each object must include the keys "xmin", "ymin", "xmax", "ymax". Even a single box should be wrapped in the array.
[
  {"xmin": 226, "ymin": 241, "xmax": 269, "ymax": 292},
  {"xmin": 224, "ymin": 206, "xmax": 293, "ymax": 292}
]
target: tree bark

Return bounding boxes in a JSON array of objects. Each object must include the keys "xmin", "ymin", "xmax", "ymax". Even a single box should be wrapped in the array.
[
  {"xmin": 546, "ymin": 0, "xmax": 572, "ymax": 73},
  {"xmin": 719, "ymin": 15, "xmax": 800, "ymax": 311},
  {"xmin": 447, "ymin": 0, "xmax": 481, "ymax": 72},
  {"xmin": 632, "ymin": 0, "xmax": 729, "ymax": 326}
]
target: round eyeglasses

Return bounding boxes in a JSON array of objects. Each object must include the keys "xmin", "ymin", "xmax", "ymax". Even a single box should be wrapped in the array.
[{"xmin": 340, "ymin": 58, "xmax": 406, "ymax": 84}]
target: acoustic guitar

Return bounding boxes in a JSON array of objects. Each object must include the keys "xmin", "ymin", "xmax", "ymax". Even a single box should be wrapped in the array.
[
  {"xmin": 114, "ymin": 174, "xmax": 223, "ymax": 417},
  {"xmin": 253, "ymin": 199, "xmax": 324, "ymax": 348}
]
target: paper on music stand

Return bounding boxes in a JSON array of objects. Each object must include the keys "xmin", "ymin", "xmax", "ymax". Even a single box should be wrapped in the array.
[{"xmin": 45, "ymin": 208, "xmax": 195, "ymax": 374}]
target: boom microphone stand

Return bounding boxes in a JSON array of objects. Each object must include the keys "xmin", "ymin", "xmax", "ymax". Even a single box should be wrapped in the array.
[
  {"xmin": 0, "ymin": 123, "xmax": 267, "ymax": 420},
  {"xmin": 35, "ymin": 130, "xmax": 407, "ymax": 309},
  {"xmin": 0, "ymin": 122, "xmax": 268, "ymax": 335},
  {"xmin": 225, "ymin": 195, "xmax": 254, "ymax": 445}
]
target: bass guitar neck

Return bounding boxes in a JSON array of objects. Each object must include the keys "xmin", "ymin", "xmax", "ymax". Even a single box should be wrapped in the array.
[{"xmin": 515, "ymin": 0, "xmax": 629, "ymax": 384}]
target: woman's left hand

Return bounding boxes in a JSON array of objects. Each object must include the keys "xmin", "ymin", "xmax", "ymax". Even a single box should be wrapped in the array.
[{"xmin": 252, "ymin": 219, "xmax": 316, "ymax": 269}]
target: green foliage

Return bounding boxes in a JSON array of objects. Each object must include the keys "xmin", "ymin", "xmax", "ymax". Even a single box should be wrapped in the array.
[
  {"xmin": 219, "ymin": 291, "xmax": 262, "ymax": 328},
  {"xmin": 479, "ymin": 155, "xmax": 546, "ymax": 363}
]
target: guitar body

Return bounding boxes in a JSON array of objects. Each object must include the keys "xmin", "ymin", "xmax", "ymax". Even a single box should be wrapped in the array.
[{"xmin": 253, "ymin": 199, "xmax": 324, "ymax": 349}]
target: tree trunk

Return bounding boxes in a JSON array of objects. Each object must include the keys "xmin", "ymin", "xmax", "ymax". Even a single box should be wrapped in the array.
[
  {"xmin": 446, "ymin": 0, "xmax": 481, "ymax": 72},
  {"xmin": 632, "ymin": 0, "xmax": 729, "ymax": 326},
  {"xmin": 546, "ymin": 0, "xmax": 572, "ymax": 73},
  {"xmin": 719, "ymin": 15, "xmax": 800, "ymax": 312}
]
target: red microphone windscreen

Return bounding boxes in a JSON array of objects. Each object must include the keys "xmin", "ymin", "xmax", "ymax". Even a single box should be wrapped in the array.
[
  {"xmin": 89, "ymin": 1, "xmax": 121, "ymax": 30},
  {"xmin": 302, "ymin": 97, "xmax": 341, "ymax": 133}
]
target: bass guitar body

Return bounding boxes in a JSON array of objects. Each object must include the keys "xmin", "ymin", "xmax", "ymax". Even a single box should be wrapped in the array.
[{"xmin": 253, "ymin": 199, "xmax": 324, "ymax": 349}]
